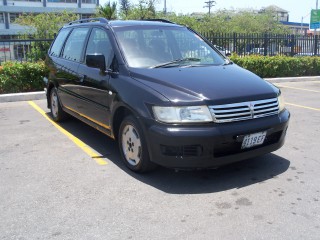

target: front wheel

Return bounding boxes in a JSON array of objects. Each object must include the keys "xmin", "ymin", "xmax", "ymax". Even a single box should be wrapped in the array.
[{"xmin": 118, "ymin": 115, "xmax": 156, "ymax": 173}]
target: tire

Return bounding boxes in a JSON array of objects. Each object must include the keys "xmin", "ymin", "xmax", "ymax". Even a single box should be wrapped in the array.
[
  {"xmin": 118, "ymin": 115, "xmax": 157, "ymax": 173},
  {"xmin": 50, "ymin": 88, "xmax": 67, "ymax": 122}
]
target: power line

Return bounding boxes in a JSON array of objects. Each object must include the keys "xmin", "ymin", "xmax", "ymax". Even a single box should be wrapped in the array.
[{"xmin": 204, "ymin": 0, "xmax": 216, "ymax": 15}]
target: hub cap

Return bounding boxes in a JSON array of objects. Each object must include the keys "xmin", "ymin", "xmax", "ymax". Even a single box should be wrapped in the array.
[
  {"xmin": 122, "ymin": 124, "xmax": 142, "ymax": 166},
  {"xmin": 51, "ymin": 91, "xmax": 58, "ymax": 118}
]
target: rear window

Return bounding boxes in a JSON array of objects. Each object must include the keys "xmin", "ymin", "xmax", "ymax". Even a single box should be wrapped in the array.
[{"xmin": 49, "ymin": 28, "xmax": 71, "ymax": 57}]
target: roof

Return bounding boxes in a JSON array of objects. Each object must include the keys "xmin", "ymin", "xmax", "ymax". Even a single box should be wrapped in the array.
[
  {"xmin": 64, "ymin": 19, "xmax": 181, "ymax": 28},
  {"xmin": 280, "ymin": 21, "xmax": 309, "ymax": 27},
  {"xmin": 108, "ymin": 20, "xmax": 179, "ymax": 28},
  {"xmin": 0, "ymin": 5, "xmax": 95, "ymax": 14}
]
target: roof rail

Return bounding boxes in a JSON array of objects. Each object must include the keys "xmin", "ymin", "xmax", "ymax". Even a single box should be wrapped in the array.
[
  {"xmin": 144, "ymin": 19, "xmax": 176, "ymax": 24},
  {"xmin": 68, "ymin": 18, "xmax": 108, "ymax": 25}
]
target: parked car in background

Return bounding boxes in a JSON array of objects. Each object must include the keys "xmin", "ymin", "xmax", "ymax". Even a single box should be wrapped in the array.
[
  {"xmin": 214, "ymin": 45, "xmax": 231, "ymax": 56},
  {"xmin": 249, "ymin": 48, "xmax": 264, "ymax": 55},
  {"xmin": 294, "ymin": 52, "xmax": 320, "ymax": 57},
  {"xmin": 45, "ymin": 18, "xmax": 290, "ymax": 173},
  {"xmin": 248, "ymin": 48, "xmax": 277, "ymax": 56}
]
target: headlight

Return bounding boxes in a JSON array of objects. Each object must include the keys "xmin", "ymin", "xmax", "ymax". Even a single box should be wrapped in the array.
[
  {"xmin": 152, "ymin": 106, "xmax": 213, "ymax": 123},
  {"xmin": 278, "ymin": 93, "xmax": 285, "ymax": 112}
]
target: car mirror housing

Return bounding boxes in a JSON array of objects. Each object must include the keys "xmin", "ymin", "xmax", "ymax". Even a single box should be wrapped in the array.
[{"xmin": 86, "ymin": 54, "xmax": 106, "ymax": 72}]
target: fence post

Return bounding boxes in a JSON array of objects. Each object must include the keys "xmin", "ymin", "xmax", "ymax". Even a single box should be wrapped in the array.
[
  {"xmin": 314, "ymin": 34, "xmax": 318, "ymax": 56},
  {"xmin": 290, "ymin": 34, "xmax": 295, "ymax": 56},
  {"xmin": 264, "ymin": 33, "xmax": 268, "ymax": 56},
  {"xmin": 233, "ymin": 33, "xmax": 237, "ymax": 53}
]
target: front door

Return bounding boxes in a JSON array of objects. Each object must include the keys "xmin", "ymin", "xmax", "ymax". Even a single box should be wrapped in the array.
[{"xmin": 76, "ymin": 27, "xmax": 115, "ymax": 132}]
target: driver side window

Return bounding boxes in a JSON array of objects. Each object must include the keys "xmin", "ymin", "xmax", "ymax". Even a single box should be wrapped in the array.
[{"xmin": 86, "ymin": 28, "xmax": 114, "ymax": 69}]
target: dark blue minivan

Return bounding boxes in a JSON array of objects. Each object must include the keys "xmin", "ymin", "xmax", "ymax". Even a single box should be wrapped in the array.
[{"xmin": 46, "ymin": 18, "xmax": 290, "ymax": 172}]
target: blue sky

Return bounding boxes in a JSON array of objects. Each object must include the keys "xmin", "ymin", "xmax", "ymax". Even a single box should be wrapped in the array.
[{"xmin": 100, "ymin": 0, "xmax": 317, "ymax": 23}]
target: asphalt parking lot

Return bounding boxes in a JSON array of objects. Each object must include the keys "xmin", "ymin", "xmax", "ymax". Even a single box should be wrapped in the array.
[{"xmin": 0, "ymin": 80, "xmax": 319, "ymax": 240}]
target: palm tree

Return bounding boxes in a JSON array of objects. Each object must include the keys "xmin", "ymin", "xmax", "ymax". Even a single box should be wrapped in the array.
[
  {"xmin": 119, "ymin": 0, "xmax": 131, "ymax": 18},
  {"xmin": 97, "ymin": 1, "xmax": 117, "ymax": 20}
]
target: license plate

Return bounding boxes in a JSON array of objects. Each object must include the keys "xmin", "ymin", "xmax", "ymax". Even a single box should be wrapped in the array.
[{"xmin": 241, "ymin": 131, "xmax": 267, "ymax": 149}]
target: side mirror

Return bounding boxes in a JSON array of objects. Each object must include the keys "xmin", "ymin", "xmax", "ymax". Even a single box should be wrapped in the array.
[{"xmin": 86, "ymin": 54, "xmax": 106, "ymax": 72}]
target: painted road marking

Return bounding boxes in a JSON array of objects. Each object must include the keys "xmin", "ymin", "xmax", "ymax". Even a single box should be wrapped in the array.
[
  {"xmin": 286, "ymin": 102, "xmax": 320, "ymax": 112},
  {"xmin": 276, "ymin": 84, "xmax": 320, "ymax": 93},
  {"xmin": 28, "ymin": 101, "xmax": 107, "ymax": 165}
]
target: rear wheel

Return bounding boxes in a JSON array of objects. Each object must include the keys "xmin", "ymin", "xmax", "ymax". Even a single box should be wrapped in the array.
[
  {"xmin": 50, "ymin": 88, "xmax": 67, "ymax": 122},
  {"xmin": 118, "ymin": 115, "xmax": 156, "ymax": 173}
]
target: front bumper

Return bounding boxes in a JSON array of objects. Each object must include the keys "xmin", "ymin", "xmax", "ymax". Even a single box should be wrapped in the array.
[{"xmin": 145, "ymin": 109, "xmax": 290, "ymax": 169}]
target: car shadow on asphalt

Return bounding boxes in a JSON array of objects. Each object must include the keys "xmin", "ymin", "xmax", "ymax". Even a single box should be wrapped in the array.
[{"xmin": 52, "ymin": 114, "xmax": 290, "ymax": 194}]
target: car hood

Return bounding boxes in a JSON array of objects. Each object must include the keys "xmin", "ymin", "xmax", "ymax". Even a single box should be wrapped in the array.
[{"xmin": 129, "ymin": 64, "xmax": 278, "ymax": 105}]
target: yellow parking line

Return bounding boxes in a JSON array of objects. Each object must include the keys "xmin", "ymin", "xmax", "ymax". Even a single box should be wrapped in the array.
[
  {"xmin": 286, "ymin": 102, "xmax": 320, "ymax": 111},
  {"xmin": 276, "ymin": 84, "xmax": 320, "ymax": 93},
  {"xmin": 28, "ymin": 101, "xmax": 107, "ymax": 165}
]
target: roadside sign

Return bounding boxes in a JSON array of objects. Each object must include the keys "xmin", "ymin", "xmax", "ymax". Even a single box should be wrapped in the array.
[{"xmin": 310, "ymin": 9, "xmax": 320, "ymax": 29}]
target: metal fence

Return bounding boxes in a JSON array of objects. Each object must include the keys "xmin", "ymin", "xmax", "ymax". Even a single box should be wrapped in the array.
[
  {"xmin": 202, "ymin": 32, "xmax": 320, "ymax": 57},
  {"xmin": 0, "ymin": 33, "xmax": 319, "ymax": 64},
  {"xmin": 0, "ymin": 38, "xmax": 53, "ymax": 64}
]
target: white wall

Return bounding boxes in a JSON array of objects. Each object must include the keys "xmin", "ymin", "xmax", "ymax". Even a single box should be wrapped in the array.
[
  {"xmin": 82, "ymin": 3, "xmax": 97, "ymax": 9},
  {"xmin": 47, "ymin": 2, "xmax": 77, "ymax": 8},
  {"xmin": 7, "ymin": 0, "xmax": 43, "ymax": 7}
]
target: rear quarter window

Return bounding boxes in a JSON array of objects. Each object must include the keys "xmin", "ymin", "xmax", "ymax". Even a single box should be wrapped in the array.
[{"xmin": 49, "ymin": 28, "xmax": 71, "ymax": 57}]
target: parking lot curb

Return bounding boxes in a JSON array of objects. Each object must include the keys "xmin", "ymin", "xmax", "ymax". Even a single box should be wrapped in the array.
[
  {"xmin": 265, "ymin": 76, "xmax": 320, "ymax": 83},
  {"xmin": 0, "ymin": 76, "xmax": 319, "ymax": 103},
  {"xmin": 0, "ymin": 91, "xmax": 45, "ymax": 103}
]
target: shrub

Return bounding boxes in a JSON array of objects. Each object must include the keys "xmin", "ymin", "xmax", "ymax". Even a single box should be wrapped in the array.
[
  {"xmin": 230, "ymin": 55, "xmax": 320, "ymax": 78},
  {"xmin": 0, "ymin": 56, "xmax": 319, "ymax": 94},
  {"xmin": 0, "ymin": 61, "xmax": 49, "ymax": 94}
]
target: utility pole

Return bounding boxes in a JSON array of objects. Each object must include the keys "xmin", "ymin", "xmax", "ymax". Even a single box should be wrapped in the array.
[
  {"xmin": 164, "ymin": 0, "xmax": 167, "ymax": 15},
  {"xmin": 315, "ymin": 0, "xmax": 319, "ymax": 35},
  {"xmin": 204, "ymin": 0, "xmax": 216, "ymax": 16}
]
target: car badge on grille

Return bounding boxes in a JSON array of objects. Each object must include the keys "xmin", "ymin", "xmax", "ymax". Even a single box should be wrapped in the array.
[{"xmin": 249, "ymin": 102, "xmax": 254, "ymax": 118}]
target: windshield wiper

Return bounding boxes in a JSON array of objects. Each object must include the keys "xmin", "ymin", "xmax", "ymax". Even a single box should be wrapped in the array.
[{"xmin": 150, "ymin": 58, "xmax": 201, "ymax": 68}]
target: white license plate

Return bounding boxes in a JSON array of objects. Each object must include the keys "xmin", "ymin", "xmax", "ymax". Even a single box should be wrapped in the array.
[{"xmin": 241, "ymin": 131, "xmax": 267, "ymax": 149}]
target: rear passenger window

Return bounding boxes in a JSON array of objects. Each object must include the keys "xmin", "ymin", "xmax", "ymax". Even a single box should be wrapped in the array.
[
  {"xmin": 62, "ymin": 27, "xmax": 90, "ymax": 62},
  {"xmin": 49, "ymin": 28, "xmax": 71, "ymax": 57}
]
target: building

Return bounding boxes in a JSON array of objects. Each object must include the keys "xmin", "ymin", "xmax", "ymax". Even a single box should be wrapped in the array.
[
  {"xmin": 0, "ymin": 0, "xmax": 98, "ymax": 62},
  {"xmin": 260, "ymin": 5, "xmax": 310, "ymax": 36},
  {"xmin": 280, "ymin": 21, "xmax": 310, "ymax": 35},
  {"xmin": 0, "ymin": 0, "xmax": 98, "ymax": 38},
  {"xmin": 259, "ymin": 5, "xmax": 289, "ymax": 22}
]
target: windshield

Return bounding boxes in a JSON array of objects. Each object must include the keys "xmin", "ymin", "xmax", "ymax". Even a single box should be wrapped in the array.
[{"xmin": 114, "ymin": 26, "xmax": 225, "ymax": 68}]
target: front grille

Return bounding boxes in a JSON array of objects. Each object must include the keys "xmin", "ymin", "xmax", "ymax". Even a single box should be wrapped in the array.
[
  {"xmin": 209, "ymin": 98, "xmax": 279, "ymax": 123},
  {"xmin": 160, "ymin": 145, "xmax": 203, "ymax": 157}
]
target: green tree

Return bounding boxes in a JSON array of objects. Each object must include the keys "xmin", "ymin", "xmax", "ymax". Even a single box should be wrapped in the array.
[
  {"xmin": 14, "ymin": 11, "xmax": 78, "ymax": 60},
  {"xmin": 119, "ymin": 0, "xmax": 131, "ymax": 18},
  {"xmin": 163, "ymin": 13, "xmax": 201, "ymax": 30},
  {"xmin": 97, "ymin": 1, "xmax": 118, "ymax": 20},
  {"xmin": 197, "ymin": 10, "xmax": 289, "ymax": 34},
  {"xmin": 156, "ymin": 9, "xmax": 289, "ymax": 35},
  {"xmin": 15, "ymin": 11, "xmax": 78, "ymax": 38},
  {"xmin": 126, "ymin": 0, "xmax": 157, "ymax": 20}
]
